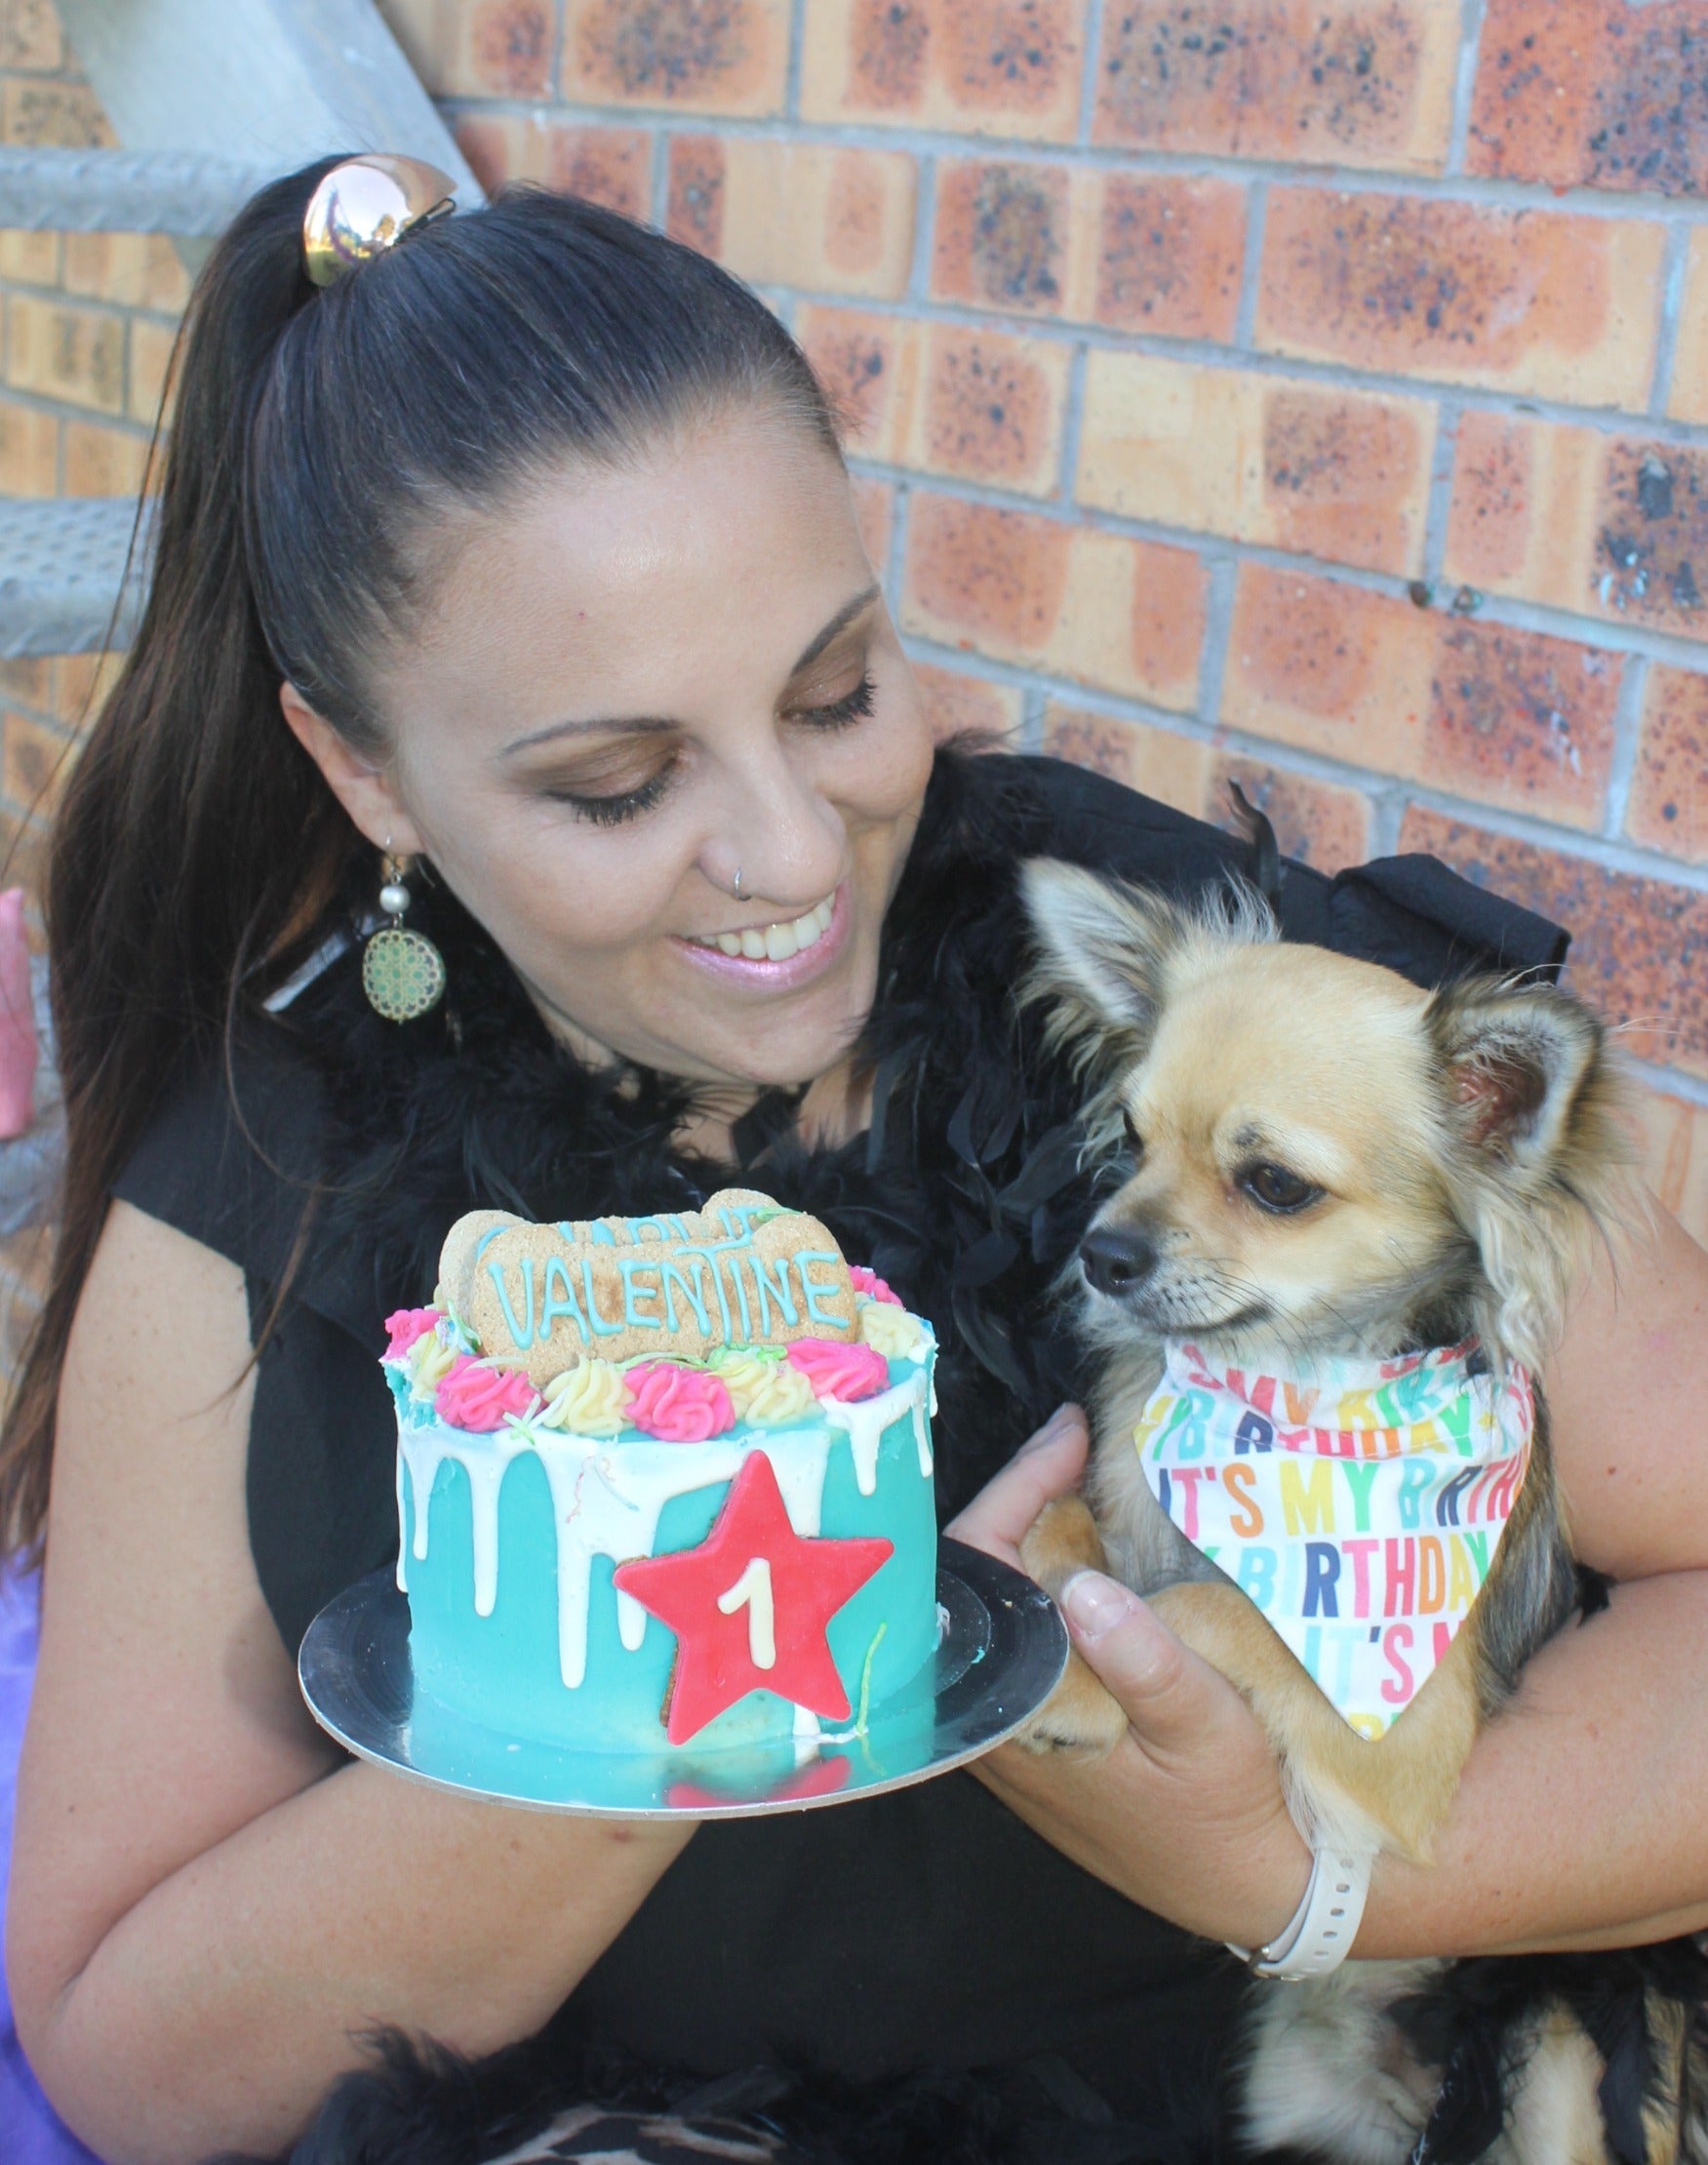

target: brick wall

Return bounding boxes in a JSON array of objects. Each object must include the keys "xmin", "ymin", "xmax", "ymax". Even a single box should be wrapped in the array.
[{"xmin": 0, "ymin": 0, "xmax": 1704, "ymax": 1252}]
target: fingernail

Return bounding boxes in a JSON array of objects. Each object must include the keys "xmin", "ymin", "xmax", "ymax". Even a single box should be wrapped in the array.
[
  {"xmin": 1061, "ymin": 1571, "xmax": 1140, "ymax": 1643},
  {"xmin": 1022, "ymin": 1404, "xmax": 1076, "ymax": 1455}
]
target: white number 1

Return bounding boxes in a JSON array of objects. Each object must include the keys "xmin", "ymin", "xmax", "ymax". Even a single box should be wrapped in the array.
[{"xmin": 716, "ymin": 1555, "xmax": 776, "ymax": 1669}]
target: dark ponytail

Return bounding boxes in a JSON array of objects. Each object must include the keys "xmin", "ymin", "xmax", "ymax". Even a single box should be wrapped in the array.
[{"xmin": 0, "ymin": 160, "xmax": 843, "ymax": 1558}]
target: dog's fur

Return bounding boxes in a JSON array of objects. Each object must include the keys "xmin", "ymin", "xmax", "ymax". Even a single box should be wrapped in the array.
[{"xmin": 1014, "ymin": 859, "xmax": 1707, "ymax": 2165}]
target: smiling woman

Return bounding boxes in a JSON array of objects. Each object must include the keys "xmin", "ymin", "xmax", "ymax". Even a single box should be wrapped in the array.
[{"xmin": 5, "ymin": 160, "xmax": 1708, "ymax": 2165}]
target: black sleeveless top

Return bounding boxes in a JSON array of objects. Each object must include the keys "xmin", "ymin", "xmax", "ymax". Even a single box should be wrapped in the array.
[{"xmin": 112, "ymin": 752, "xmax": 1566, "ymax": 2124}]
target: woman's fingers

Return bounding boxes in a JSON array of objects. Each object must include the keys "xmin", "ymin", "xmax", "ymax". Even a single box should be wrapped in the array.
[
  {"xmin": 1059, "ymin": 1572, "xmax": 1268, "ymax": 1779},
  {"xmin": 944, "ymin": 1403, "xmax": 1090, "ymax": 1568}
]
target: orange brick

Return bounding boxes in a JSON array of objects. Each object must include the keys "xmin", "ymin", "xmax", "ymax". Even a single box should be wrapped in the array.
[
  {"xmin": 1468, "ymin": 0, "xmax": 1708, "ymax": 196},
  {"xmin": 452, "ymin": 0, "xmax": 556, "ymax": 96},
  {"xmin": 904, "ymin": 494, "xmax": 1205, "ymax": 709},
  {"xmin": 2, "ymin": 707, "xmax": 70, "ymax": 814},
  {"xmin": 1078, "ymin": 352, "xmax": 1434, "ymax": 578},
  {"xmin": 563, "ymin": 0, "xmax": 789, "ymax": 115},
  {"xmin": 667, "ymin": 139, "xmax": 916, "ymax": 300},
  {"xmin": 1223, "ymin": 567, "xmax": 1435, "ymax": 770},
  {"xmin": 911, "ymin": 661, "xmax": 1024, "ymax": 742},
  {"xmin": 1445, "ymin": 418, "xmax": 1708, "ymax": 643},
  {"xmin": 800, "ymin": 308, "xmax": 1070, "ymax": 496},
  {"xmin": 0, "ymin": 659, "xmax": 53, "ymax": 709},
  {"xmin": 0, "ymin": 1, "xmax": 63, "ymax": 69},
  {"xmin": 62, "ymin": 232, "xmax": 191, "ymax": 313},
  {"xmin": 1094, "ymin": 0, "xmax": 1456, "ymax": 174},
  {"xmin": 1426, "ymin": 621, "xmax": 1619, "ymax": 830},
  {"xmin": 454, "ymin": 116, "xmax": 652, "ymax": 218},
  {"xmin": 2, "ymin": 78, "xmax": 111, "ymax": 147},
  {"xmin": 1628, "ymin": 667, "xmax": 1708, "ymax": 864},
  {"xmin": 1255, "ymin": 189, "xmax": 1662, "ymax": 412},
  {"xmin": 1633, "ymin": 1087, "xmax": 1708, "ymax": 1250},
  {"xmin": 0, "ymin": 399, "xmax": 56, "ymax": 496},
  {"xmin": 802, "ymin": 0, "xmax": 1083, "ymax": 141},
  {"xmin": 931, "ymin": 161, "xmax": 1246, "ymax": 341},
  {"xmin": 62, "ymin": 420, "xmax": 148, "ymax": 498},
  {"xmin": 1399, "ymin": 809, "xmax": 1708, "ymax": 1079},
  {"xmin": 1668, "ymin": 228, "xmax": 1708, "ymax": 426},
  {"xmin": 1042, "ymin": 703, "xmax": 1371, "ymax": 871},
  {"xmin": 849, "ymin": 473, "xmax": 894, "ymax": 576},
  {"xmin": 52, "ymin": 651, "xmax": 123, "ymax": 728},
  {"xmin": 0, "ymin": 228, "xmax": 57, "ymax": 284},
  {"xmin": 6, "ymin": 295, "xmax": 125, "ymax": 415},
  {"xmin": 128, "ymin": 318, "xmax": 177, "ymax": 426}
]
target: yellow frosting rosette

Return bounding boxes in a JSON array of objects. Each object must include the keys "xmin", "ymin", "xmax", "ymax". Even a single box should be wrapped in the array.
[
  {"xmin": 857, "ymin": 1297, "xmax": 930, "ymax": 1362},
  {"xmin": 537, "ymin": 1357, "xmax": 628, "ymax": 1436},
  {"xmin": 709, "ymin": 1346, "xmax": 817, "ymax": 1425},
  {"xmin": 409, "ymin": 1331, "xmax": 458, "ymax": 1402}
]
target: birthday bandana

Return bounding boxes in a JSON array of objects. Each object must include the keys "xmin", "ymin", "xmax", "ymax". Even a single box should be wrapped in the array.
[{"xmin": 1134, "ymin": 1341, "xmax": 1534, "ymax": 1740}]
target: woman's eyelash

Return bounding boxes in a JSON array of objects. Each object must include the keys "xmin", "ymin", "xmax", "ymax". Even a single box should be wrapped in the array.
[
  {"xmin": 551, "ymin": 765, "xmax": 676, "ymax": 827},
  {"xmin": 796, "ymin": 673, "xmax": 875, "ymax": 730}
]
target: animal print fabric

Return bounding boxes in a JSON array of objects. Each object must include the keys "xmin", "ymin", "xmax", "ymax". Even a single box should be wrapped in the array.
[{"xmin": 481, "ymin": 2104, "xmax": 795, "ymax": 2164}]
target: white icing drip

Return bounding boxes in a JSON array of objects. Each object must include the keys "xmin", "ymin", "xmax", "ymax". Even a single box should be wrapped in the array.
[
  {"xmin": 463, "ymin": 1429, "xmax": 535, "ymax": 1618},
  {"xmin": 821, "ymin": 1369, "xmax": 932, "ymax": 1496},
  {"xmin": 397, "ymin": 1425, "xmax": 452, "ymax": 1565},
  {"xmin": 792, "ymin": 1701, "xmax": 822, "ymax": 1765},
  {"xmin": 394, "ymin": 1448, "xmax": 409, "ymax": 1592}
]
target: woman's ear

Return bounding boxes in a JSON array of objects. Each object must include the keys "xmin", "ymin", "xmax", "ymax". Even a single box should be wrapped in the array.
[{"xmin": 278, "ymin": 683, "xmax": 425, "ymax": 856}]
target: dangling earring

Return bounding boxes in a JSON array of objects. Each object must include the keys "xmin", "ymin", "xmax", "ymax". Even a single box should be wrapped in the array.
[{"xmin": 361, "ymin": 846, "xmax": 447, "ymax": 1023}]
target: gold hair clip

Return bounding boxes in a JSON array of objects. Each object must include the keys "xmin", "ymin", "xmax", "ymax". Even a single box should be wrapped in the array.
[{"xmin": 301, "ymin": 153, "xmax": 457, "ymax": 288}]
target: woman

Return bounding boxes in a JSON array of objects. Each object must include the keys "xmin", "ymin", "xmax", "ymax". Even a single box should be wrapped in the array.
[{"xmin": 4, "ymin": 162, "xmax": 1707, "ymax": 2165}]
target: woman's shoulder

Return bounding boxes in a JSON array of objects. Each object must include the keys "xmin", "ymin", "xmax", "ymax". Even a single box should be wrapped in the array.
[
  {"xmin": 955, "ymin": 747, "xmax": 1569, "ymax": 988},
  {"xmin": 113, "ymin": 1001, "xmax": 328, "ymax": 1289}
]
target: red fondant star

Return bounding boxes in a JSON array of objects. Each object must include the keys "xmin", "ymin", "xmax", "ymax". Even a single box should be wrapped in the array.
[{"xmin": 614, "ymin": 1451, "xmax": 893, "ymax": 1745}]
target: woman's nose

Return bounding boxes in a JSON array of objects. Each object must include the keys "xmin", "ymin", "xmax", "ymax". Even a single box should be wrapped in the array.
[{"xmin": 712, "ymin": 755, "xmax": 847, "ymax": 910}]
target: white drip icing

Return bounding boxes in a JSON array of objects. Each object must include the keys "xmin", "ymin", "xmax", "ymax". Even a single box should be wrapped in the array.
[
  {"xmin": 792, "ymin": 1701, "xmax": 822, "ymax": 1765},
  {"xmin": 391, "ymin": 1352, "xmax": 933, "ymax": 1689},
  {"xmin": 821, "ymin": 1369, "xmax": 933, "ymax": 1495}
]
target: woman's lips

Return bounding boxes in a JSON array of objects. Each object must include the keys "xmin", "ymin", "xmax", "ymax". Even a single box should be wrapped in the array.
[{"xmin": 674, "ymin": 883, "xmax": 851, "ymax": 990}]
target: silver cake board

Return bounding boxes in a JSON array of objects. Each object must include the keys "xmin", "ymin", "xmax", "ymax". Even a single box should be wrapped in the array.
[{"xmin": 299, "ymin": 1539, "xmax": 1068, "ymax": 1819}]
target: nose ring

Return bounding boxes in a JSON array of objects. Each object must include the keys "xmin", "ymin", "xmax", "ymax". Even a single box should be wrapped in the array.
[{"xmin": 732, "ymin": 867, "xmax": 744, "ymax": 901}]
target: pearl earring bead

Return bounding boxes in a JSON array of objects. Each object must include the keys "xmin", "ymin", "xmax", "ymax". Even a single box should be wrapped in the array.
[{"xmin": 379, "ymin": 880, "xmax": 412, "ymax": 917}]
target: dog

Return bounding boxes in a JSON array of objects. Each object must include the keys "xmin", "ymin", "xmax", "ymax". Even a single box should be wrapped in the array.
[{"xmin": 1013, "ymin": 858, "xmax": 1708, "ymax": 2165}]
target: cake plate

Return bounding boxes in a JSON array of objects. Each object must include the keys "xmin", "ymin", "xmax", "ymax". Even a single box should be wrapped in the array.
[{"xmin": 298, "ymin": 1539, "xmax": 1068, "ymax": 1819}]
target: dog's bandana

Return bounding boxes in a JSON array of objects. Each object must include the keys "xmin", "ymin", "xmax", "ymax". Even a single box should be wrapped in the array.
[{"xmin": 1133, "ymin": 1341, "xmax": 1534, "ymax": 1739}]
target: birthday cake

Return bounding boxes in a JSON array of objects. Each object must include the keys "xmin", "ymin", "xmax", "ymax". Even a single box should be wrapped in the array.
[{"xmin": 382, "ymin": 1189, "xmax": 939, "ymax": 1755}]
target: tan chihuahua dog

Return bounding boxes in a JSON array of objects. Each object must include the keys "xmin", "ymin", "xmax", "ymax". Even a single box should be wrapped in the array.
[{"xmin": 1016, "ymin": 861, "xmax": 1705, "ymax": 2165}]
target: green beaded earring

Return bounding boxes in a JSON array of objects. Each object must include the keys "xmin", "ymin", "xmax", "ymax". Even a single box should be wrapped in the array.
[{"xmin": 361, "ymin": 848, "xmax": 447, "ymax": 1023}]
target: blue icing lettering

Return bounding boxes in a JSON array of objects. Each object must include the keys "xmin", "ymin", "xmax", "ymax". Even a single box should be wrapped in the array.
[
  {"xmin": 798, "ymin": 1250, "xmax": 850, "ymax": 1329},
  {"xmin": 487, "ymin": 1256, "xmax": 536, "ymax": 1349},
  {"xmin": 618, "ymin": 1256, "xmax": 664, "ymax": 1328},
  {"xmin": 658, "ymin": 1256, "xmax": 713, "ymax": 1335},
  {"xmin": 590, "ymin": 1221, "xmax": 616, "ymax": 1246},
  {"xmin": 579, "ymin": 1257, "xmax": 622, "ymax": 1338},
  {"xmin": 749, "ymin": 1252, "xmax": 800, "ymax": 1335},
  {"xmin": 474, "ymin": 1224, "xmax": 509, "ymax": 1265},
  {"xmin": 539, "ymin": 1255, "xmax": 590, "ymax": 1347}
]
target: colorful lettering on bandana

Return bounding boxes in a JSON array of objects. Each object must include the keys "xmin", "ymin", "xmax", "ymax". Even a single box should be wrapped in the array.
[{"xmin": 1134, "ymin": 1341, "xmax": 1533, "ymax": 1740}]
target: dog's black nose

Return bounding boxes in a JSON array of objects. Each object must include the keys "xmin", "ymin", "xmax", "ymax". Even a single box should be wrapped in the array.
[{"xmin": 1080, "ymin": 1226, "xmax": 1158, "ymax": 1297}]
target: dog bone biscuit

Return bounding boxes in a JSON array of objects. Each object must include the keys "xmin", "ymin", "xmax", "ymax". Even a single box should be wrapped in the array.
[{"xmin": 445, "ymin": 1188, "xmax": 858, "ymax": 1385}]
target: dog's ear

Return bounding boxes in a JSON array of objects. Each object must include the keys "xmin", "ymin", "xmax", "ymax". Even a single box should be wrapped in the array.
[
  {"xmin": 1427, "ymin": 980, "xmax": 1607, "ymax": 1181},
  {"xmin": 1019, "ymin": 861, "xmax": 1193, "ymax": 1047},
  {"xmin": 1425, "ymin": 978, "xmax": 1638, "ymax": 1365}
]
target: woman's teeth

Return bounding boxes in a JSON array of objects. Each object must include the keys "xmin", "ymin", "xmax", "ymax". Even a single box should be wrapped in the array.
[{"xmin": 697, "ymin": 895, "xmax": 834, "ymax": 962}]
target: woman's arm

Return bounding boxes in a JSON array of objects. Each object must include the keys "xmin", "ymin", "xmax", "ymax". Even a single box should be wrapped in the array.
[
  {"xmin": 954, "ymin": 1204, "xmax": 1708, "ymax": 1960},
  {"xmin": 9, "ymin": 1203, "xmax": 692, "ymax": 2165}
]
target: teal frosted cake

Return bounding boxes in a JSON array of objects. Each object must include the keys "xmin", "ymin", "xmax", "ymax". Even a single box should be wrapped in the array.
[{"xmin": 382, "ymin": 1189, "xmax": 939, "ymax": 1755}]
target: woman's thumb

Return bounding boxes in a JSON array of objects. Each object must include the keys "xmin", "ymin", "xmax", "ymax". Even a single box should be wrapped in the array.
[{"xmin": 1058, "ymin": 1572, "xmax": 1218, "ymax": 1761}]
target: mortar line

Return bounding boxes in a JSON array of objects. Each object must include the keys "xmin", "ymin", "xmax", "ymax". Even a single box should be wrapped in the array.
[
  {"xmin": 1021, "ymin": 684, "xmax": 1048, "ymax": 752},
  {"xmin": 1076, "ymin": 0, "xmax": 1109, "ymax": 146},
  {"xmin": 905, "ymin": 152, "xmax": 937, "ymax": 305},
  {"xmin": 895, "ymin": 630, "xmax": 1708, "ymax": 896},
  {"xmin": 647, "ymin": 130, "xmax": 670, "ymax": 230},
  {"xmin": 784, "ymin": 0, "xmax": 806, "ymax": 123},
  {"xmin": 1648, "ymin": 221, "xmax": 1691, "ymax": 420},
  {"xmin": 1623, "ymin": 1054, "xmax": 1708, "ymax": 1112},
  {"xmin": 1369, "ymin": 784, "xmax": 1410, "ymax": 857},
  {"xmin": 1446, "ymin": 0, "xmax": 1488, "ymax": 178},
  {"xmin": 1195, "ymin": 554, "xmax": 1239, "ymax": 734},
  {"xmin": 436, "ymin": 95, "xmax": 1708, "ymax": 222},
  {"xmin": 884, "ymin": 480, "xmax": 911, "ymax": 623},
  {"xmin": 1421, "ymin": 397, "xmax": 1462, "ymax": 587},
  {"xmin": 1056, "ymin": 340, "xmax": 1089, "ymax": 506},
  {"xmin": 1603, "ymin": 652, "xmax": 1650, "ymax": 843},
  {"xmin": 1233, "ymin": 180, "xmax": 1268, "ymax": 350},
  {"xmin": 852, "ymin": 454, "xmax": 1708, "ymax": 672}
]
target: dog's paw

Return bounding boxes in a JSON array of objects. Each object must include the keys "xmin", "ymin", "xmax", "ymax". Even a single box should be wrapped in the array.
[
  {"xmin": 1019, "ymin": 1493, "xmax": 1107, "ymax": 1596},
  {"xmin": 1014, "ymin": 1648, "xmax": 1130, "ymax": 1756}
]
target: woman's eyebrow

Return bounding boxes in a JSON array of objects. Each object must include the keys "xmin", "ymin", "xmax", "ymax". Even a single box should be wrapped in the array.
[{"xmin": 497, "ymin": 583, "xmax": 882, "ymax": 759}]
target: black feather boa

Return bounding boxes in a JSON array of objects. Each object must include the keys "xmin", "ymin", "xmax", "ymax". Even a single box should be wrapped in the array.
[{"xmin": 291, "ymin": 746, "xmax": 1122, "ymax": 1519}]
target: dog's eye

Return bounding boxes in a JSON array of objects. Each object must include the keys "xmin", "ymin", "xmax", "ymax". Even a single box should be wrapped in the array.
[
  {"xmin": 1241, "ymin": 1163, "xmax": 1322, "ymax": 1214},
  {"xmin": 1122, "ymin": 1111, "xmax": 1145, "ymax": 1157}
]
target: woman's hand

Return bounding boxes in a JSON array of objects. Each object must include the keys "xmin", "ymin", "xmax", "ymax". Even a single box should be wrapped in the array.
[{"xmin": 947, "ymin": 1406, "xmax": 1310, "ymax": 1950}]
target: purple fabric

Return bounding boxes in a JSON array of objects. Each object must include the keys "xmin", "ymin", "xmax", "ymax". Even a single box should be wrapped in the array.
[{"xmin": 0, "ymin": 1565, "xmax": 103, "ymax": 2165}]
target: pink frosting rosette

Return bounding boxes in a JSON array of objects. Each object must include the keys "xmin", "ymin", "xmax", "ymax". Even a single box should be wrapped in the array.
[
  {"xmin": 786, "ymin": 1337, "xmax": 890, "ymax": 1402},
  {"xmin": 625, "ymin": 1363, "xmax": 736, "ymax": 1441},
  {"xmin": 384, "ymin": 1306, "xmax": 442, "ymax": 1359},
  {"xmin": 434, "ymin": 1355, "xmax": 537, "ymax": 1431},
  {"xmin": 849, "ymin": 1265, "xmax": 902, "ymax": 1307}
]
